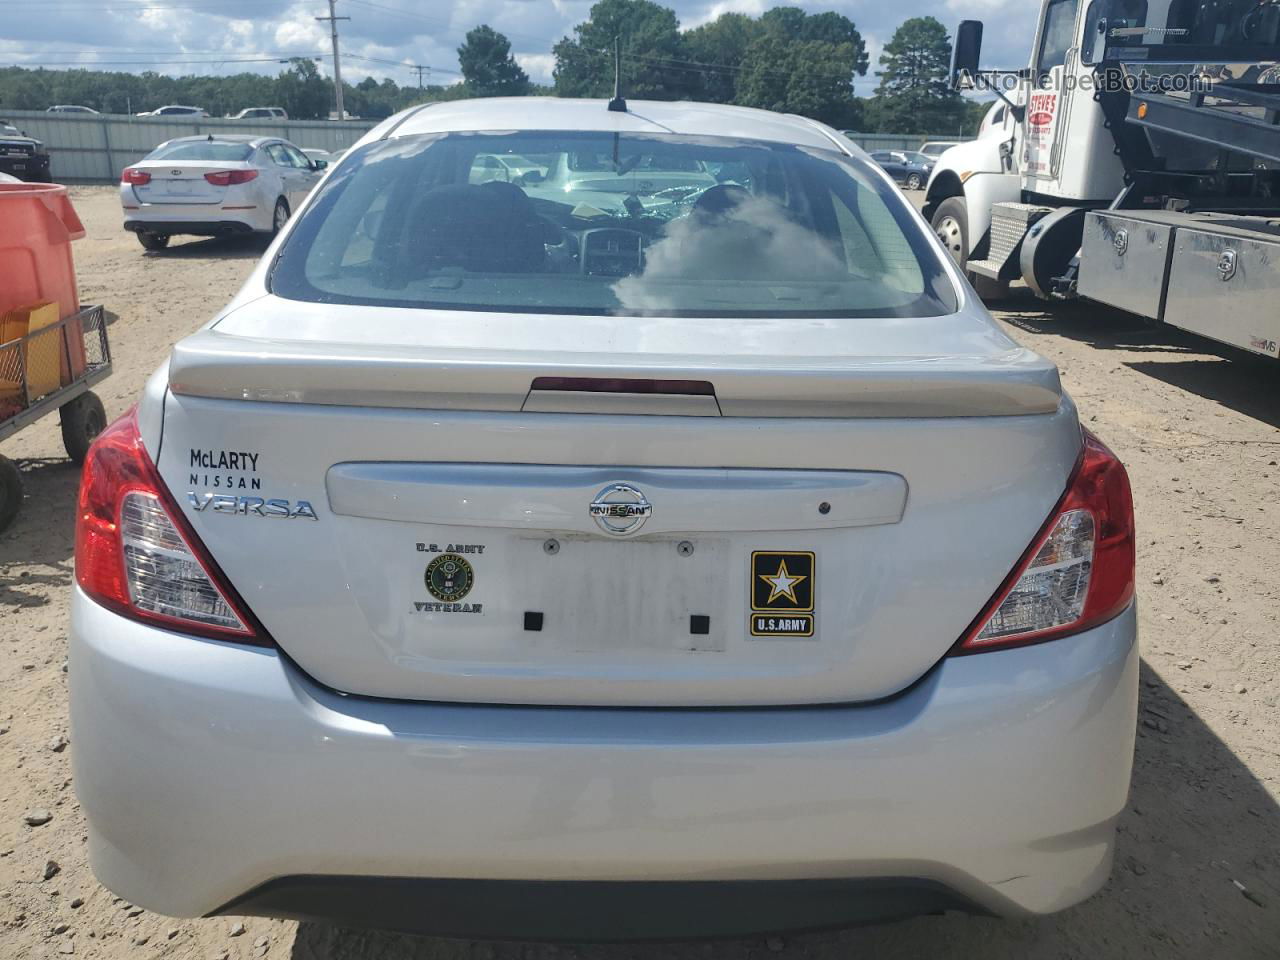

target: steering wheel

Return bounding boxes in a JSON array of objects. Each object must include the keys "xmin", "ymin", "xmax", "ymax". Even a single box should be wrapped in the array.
[{"xmin": 535, "ymin": 213, "xmax": 567, "ymax": 246}]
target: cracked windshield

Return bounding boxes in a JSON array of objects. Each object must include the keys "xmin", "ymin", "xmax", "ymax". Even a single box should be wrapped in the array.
[{"xmin": 272, "ymin": 131, "xmax": 956, "ymax": 317}]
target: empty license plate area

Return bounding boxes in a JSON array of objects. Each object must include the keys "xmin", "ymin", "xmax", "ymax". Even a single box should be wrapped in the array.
[{"xmin": 412, "ymin": 535, "xmax": 732, "ymax": 661}]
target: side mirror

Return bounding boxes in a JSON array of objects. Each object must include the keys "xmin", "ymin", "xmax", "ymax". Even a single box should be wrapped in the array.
[
  {"xmin": 519, "ymin": 170, "xmax": 545, "ymax": 185},
  {"xmin": 313, "ymin": 159, "xmax": 328, "ymax": 169},
  {"xmin": 951, "ymin": 20, "xmax": 983, "ymax": 90}
]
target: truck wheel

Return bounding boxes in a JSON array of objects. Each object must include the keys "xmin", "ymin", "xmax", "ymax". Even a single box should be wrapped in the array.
[
  {"xmin": 932, "ymin": 197, "xmax": 969, "ymax": 266},
  {"xmin": 137, "ymin": 231, "xmax": 170, "ymax": 252},
  {"xmin": 931, "ymin": 197, "xmax": 1007, "ymax": 301},
  {"xmin": 60, "ymin": 391, "xmax": 107, "ymax": 465},
  {"xmin": 0, "ymin": 455, "xmax": 22, "ymax": 534}
]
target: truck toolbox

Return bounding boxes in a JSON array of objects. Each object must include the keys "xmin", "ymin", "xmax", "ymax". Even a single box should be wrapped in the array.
[
  {"xmin": 1162, "ymin": 220, "xmax": 1280, "ymax": 359},
  {"xmin": 1079, "ymin": 211, "xmax": 1176, "ymax": 321}
]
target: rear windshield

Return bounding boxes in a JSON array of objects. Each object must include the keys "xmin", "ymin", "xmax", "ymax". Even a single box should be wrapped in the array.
[
  {"xmin": 271, "ymin": 131, "xmax": 957, "ymax": 318},
  {"xmin": 147, "ymin": 141, "xmax": 253, "ymax": 162}
]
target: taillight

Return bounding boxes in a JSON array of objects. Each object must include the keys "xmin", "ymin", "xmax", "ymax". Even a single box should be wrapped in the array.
[
  {"xmin": 204, "ymin": 169, "xmax": 258, "ymax": 186},
  {"xmin": 954, "ymin": 429, "xmax": 1134, "ymax": 654},
  {"xmin": 121, "ymin": 168, "xmax": 151, "ymax": 185},
  {"xmin": 75, "ymin": 409, "xmax": 270, "ymax": 645}
]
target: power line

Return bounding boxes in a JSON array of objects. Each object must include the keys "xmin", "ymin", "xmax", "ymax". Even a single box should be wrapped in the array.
[
  {"xmin": 315, "ymin": 0, "xmax": 350, "ymax": 120},
  {"xmin": 0, "ymin": 56, "xmax": 327, "ymax": 67}
]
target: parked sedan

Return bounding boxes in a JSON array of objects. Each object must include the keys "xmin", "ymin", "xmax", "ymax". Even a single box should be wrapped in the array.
[
  {"xmin": 74, "ymin": 97, "xmax": 1137, "ymax": 939},
  {"xmin": 228, "ymin": 107, "xmax": 289, "ymax": 120},
  {"xmin": 869, "ymin": 150, "xmax": 934, "ymax": 190},
  {"xmin": 119, "ymin": 135, "xmax": 324, "ymax": 250},
  {"xmin": 0, "ymin": 119, "xmax": 51, "ymax": 182},
  {"xmin": 136, "ymin": 105, "xmax": 208, "ymax": 118}
]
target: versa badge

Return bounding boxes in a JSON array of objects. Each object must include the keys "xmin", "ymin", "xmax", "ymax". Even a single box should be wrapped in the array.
[{"xmin": 750, "ymin": 551, "xmax": 815, "ymax": 637}]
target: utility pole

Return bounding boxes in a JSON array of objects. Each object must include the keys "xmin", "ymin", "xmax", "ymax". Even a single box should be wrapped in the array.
[
  {"xmin": 315, "ymin": 0, "xmax": 350, "ymax": 119},
  {"xmin": 412, "ymin": 65, "xmax": 429, "ymax": 89}
]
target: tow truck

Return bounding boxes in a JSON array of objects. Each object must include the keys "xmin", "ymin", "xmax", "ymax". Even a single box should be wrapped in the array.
[{"xmin": 924, "ymin": 0, "xmax": 1280, "ymax": 359}]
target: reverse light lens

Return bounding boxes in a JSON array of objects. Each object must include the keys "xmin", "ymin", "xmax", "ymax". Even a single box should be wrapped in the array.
[
  {"xmin": 121, "ymin": 168, "xmax": 151, "ymax": 185},
  {"xmin": 956, "ymin": 430, "xmax": 1134, "ymax": 653},
  {"xmin": 204, "ymin": 169, "xmax": 258, "ymax": 186},
  {"xmin": 120, "ymin": 492, "xmax": 246, "ymax": 631},
  {"xmin": 974, "ymin": 508, "xmax": 1094, "ymax": 642},
  {"xmin": 75, "ymin": 409, "xmax": 266, "ymax": 644}
]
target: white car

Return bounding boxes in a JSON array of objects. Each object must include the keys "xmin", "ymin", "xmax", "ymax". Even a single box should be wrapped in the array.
[
  {"xmin": 73, "ymin": 97, "xmax": 1138, "ymax": 939},
  {"xmin": 919, "ymin": 140, "xmax": 962, "ymax": 157},
  {"xmin": 47, "ymin": 104, "xmax": 99, "ymax": 114},
  {"xmin": 119, "ymin": 135, "xmax": 325, "ymax": 250},
  {"xmin": 229, "ymin": 107, "xmax": 288, "ymax": 120},
  {"xmin": 136, "ymin": 105, "xmax": 208, "ymax": 118}
]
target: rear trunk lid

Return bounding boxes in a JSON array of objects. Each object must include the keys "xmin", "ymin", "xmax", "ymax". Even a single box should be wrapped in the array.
[
  {"xmin": 155, "ymin": 296, "xmax": 1078, "ymax": 706},
  {"xmin": 130, "ymin": 162, "xmax": 247, "ymax": 205}
]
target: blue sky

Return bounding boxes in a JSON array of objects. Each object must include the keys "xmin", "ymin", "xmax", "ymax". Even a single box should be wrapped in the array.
[{"xmin": 0, "ymin": 0, "xmax": 1035, "ymax": 92}]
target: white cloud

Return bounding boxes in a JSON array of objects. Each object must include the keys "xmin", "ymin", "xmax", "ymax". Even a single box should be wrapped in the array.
[
  {"xmin": 0, "ymin": 0, "xmax": 1036, "ymax": 93},
  {"xmin": 515, "ymin": 52, "xmax": 556, "ymax": 84}
]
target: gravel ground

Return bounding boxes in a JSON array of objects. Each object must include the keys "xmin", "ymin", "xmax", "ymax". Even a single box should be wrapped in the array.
[{"xmin": 0, "ymin": 186, "xmax": 1276, "ymax": 960}]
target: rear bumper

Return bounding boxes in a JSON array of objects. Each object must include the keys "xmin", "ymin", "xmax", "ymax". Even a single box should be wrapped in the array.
[
  {"xmin": 217, "ymin": 875, "xmax": 985, "ymax": 940},
  {"xmin": 124, "ymin": 218, "xmax": 256, "ymax": 237},
  {"xmin": 70, "ymin": 587, "xmax": 1138, "ymax": 934},
  {"xmin": 0, "ymin": 154, "xmax": 50, "ymax": 179}
]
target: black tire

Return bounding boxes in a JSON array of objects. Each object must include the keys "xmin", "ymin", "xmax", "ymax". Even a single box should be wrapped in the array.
[
  {"xmin": 905, "ymin": 173, "xmax": 923, "ymax": 191},
  {"xmin": 271, "ymin": 197, "xmax": 290, "ymax": 236},
  {"xmin": 930, "ymin": 195, "xmax": 1007, "ymax": 301},
  {"xmin": 931, "ymin": 196, "xmax": 970, "ymax": 266},
  {"xmin": 60, "ymin": 391, "xmax": 107, "ymax": 465},
  {"xmin": 136, "ymin": 231, "xmax": 170, "ymax": 252},
  {"xmin": 0, "ymin": 455, "xmax": 22, "ymax": 534}
]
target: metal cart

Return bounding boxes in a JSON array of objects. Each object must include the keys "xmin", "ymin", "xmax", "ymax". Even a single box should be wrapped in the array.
[{"xmin": 0, "ymin": 304, "xmax": 112, "ymax": 532}]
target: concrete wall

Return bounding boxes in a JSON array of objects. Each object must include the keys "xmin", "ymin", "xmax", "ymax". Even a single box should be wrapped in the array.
[{"xmin": 2, "ymin": 110, "xmax": 377, "ymax": 183}]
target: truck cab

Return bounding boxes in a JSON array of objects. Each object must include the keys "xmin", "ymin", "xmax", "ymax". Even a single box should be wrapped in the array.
[
  {"xmin": 924, "ymin": 0, "xmax": 1126, "ymax": 278},
  {"xmin": 925, "ymin": 0, "xmax": 1280, "ymax": 361}
]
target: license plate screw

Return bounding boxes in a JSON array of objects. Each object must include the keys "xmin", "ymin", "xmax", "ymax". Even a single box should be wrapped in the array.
[
  {"xmin": 818, "ymin": 501, "xmax": 832, "ymax": 515},
  {"xmin": 677, "ymin": 540, "xmax": 694, "ymax": 557},
  {"xmin": 543, "ymin": 538, "xmax": 560, "ymax": 555}
]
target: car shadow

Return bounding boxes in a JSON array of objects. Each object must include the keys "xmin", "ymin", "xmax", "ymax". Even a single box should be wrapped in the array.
[
  {"xmin": 994, "ymin": 291, "xmax": 1280, "ymax": 430},
  {"xmin": 287, "ymin": 659, "xmax": 1279, "ymax": 960},
  {"xmin": 146, "ymin": 234, "xmax": 270, "ymax": 260},
  {"xmin": 0, "ymin": 456, "xmax": 78, "ymax": 606}
]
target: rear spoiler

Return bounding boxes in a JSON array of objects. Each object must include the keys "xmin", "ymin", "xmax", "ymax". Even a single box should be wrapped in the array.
[{"xmin": 167, "ymin": 329, "xmax": 1062, "ymax": 418}]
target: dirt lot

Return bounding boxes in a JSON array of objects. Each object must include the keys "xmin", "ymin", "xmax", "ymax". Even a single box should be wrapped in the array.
[{"xmin": 1, "ymin": 186, "xmax": 1276, "ymax": 960}]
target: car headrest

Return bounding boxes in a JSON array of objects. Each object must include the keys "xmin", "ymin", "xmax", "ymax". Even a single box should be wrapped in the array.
[{"xmin": 408, "ymin": 183, "xmax": 546, "ymax": 273}]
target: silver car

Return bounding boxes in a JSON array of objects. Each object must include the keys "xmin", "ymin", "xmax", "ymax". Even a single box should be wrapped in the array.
[{"xmin": 71, "ymin": 97, "xmax": 1138, "ymax": 939}]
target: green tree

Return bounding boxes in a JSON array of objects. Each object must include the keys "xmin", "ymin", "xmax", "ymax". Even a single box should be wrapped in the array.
[
  {"xmin": 867, "ymin": 16, "xmax": 963, "ymax": 134},
  {"xmin": 552, "ymin": 0, "xmax": 692, "ymax": 100},
  {"xmin": 275, "ymin": 58, "xmax": 331, "ymax": 120},
  {"xmin": 734, "ymin": 9, "xmax": 868, "ymax": 127},
  {"xmin": 683, "ymin": 13, "xmax": 762, "ymax": 103},
  {"xmin": 458, "ymin": 25, "xmax": 531, "ymax": 97}
]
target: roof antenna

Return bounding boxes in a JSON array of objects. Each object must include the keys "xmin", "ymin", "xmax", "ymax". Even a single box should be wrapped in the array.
[{"xmin": 607, "ymin": 35, "xmax": 627, "ymax": 113}]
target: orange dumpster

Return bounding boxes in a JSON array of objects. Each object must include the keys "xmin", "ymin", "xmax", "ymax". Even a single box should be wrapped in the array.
[{"xmin": 0, "ymin": 183, "xmax": 88, "ymax": 383}]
